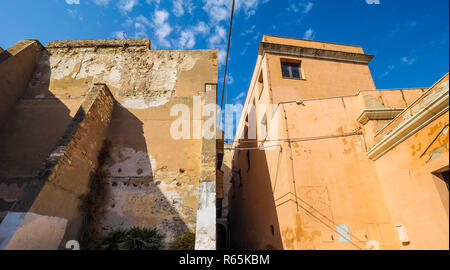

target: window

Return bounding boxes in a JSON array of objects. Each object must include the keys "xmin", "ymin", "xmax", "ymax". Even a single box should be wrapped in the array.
[{"xmin": 281, "ymin": 61, "xmax": 302, "ymax": 79}]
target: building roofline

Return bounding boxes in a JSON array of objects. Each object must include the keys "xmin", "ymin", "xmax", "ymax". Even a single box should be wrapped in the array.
[
  {"xmin": 262, "ymin": 34, "xmax": 364, "ymax": 49},
  {"xmin": 258, "ymin": 41, "xmax": 374, "ymax": 64},
  {"xmin": 45, "ymin": 38, "xmax": 151, "ymax": 49}
]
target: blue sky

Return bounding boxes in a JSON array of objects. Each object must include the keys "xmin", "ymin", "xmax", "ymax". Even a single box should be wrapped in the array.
[{"xmin": 1, "ymin": 0, "xmax": 449, "ymax": 136}]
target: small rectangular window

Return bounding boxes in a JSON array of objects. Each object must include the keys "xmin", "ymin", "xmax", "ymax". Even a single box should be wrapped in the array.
[{"xmin": 281, "ymin": 61, "xmax": 302, "ymax": 79}]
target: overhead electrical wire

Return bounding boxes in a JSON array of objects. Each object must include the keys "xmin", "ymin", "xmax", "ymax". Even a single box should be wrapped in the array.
[{"xmin": 219, "ymin": 0, "xmax": 235, "ymax": 131}]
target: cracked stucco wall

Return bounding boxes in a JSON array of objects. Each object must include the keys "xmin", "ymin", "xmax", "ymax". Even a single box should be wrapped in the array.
[
  {"xmin": 40, "ymin": 39, "xmax": 217, "ymax": 248},
  {"xmin": 0, "ymin": 38, "xmax": 218, "ymax": 249}
]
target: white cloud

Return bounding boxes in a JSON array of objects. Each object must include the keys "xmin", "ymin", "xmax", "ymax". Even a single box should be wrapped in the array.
[
  {"xmin": 152, "ymin": 9, "xmax": 173, "ymax": 47},
  {"xmin": 118, "ymin": 0, "xmax": 138, "ymax": 13},
  {"xmin": 208, "ymin": 26, "xmax": 227, "ymax": 48},
  {"xmin": 146, "ymin": 0, "xmax": 160, "ymax": 5},
  {"xmin": 192, "ymin": 21, "xmax": 210, "ymax": 36},
  {"xmin": 173, "ymin": 0, "xmax": 195, "ymax": 17},
  {"xmin": 240, "ymin": 41, "xmax": 252, "ymax": 56},
  {"xmin": 241, "ymin": 25, "xmax": 256, "ymax": 36},
  {"xmin": 287, "ymin": 1, "xmax": 313, "ymax": 14},
  {"xmin": 93, "ymin": 0, "xmax": 108, "ymax": 6},
  {"xmin": 401, "ymin": 56, "xmax": 416, "ymax": 65},
  {"xmin": 136, "ymin": 15, "xmax": 151, "ymax": 27},
  {"xmin": 218, "ymin": 50, "xmax": 227, "ymax": 66},
  {"xmin": 178, "ymin": 30, "xmax": 196, "ymax": 49},
  {"xmin": 303, "ymin": 28, "xmax": 315, "ymax": 40},
  {"xmin": 154, "ymin": 9, "xmax": 168, "ymax": 25},
  {"xmin": 113, "ymin": 31, "xmax": 126, "ymax": 39},
  {"xmin": 206, "ymin": 26, "xmax": 229, "ymax": 65},
  {"xmin": 303, "ymin": 2, "xmax": 314, "ymax": 13},
  {"xmin": 365, "ymin": 0, "xmax": 380, "ymax": 4},
  {"xmin": 202, "ymin": 0, "xmax": 269, "ymax": 22},
  {"xmin": 226, "ymin": 74, "xmax": 234, "ymax": 85},
  {"xmin": 66, "ymin": 0, "xmax": 80, "ymax": 4},
  {"xmin": 134, "ymin": 22, "xmax": 148, "ymax": 38},
  {"xmin": 380, "ymin": 64, "xmax": 395, "ymax": 78},
  {"xmin": 233, "ymin": 92, "xmax": 245, "ymax": 103},
  {"xmin": 174, "ymin": 21, "xmax": 210, "ymax": 50},
  {"xmin": 386, "ymin": 20, "xmax": 418, "ymax": 40},
  {"xmin": 173, "ymin": 0, "xmax": 184, "ymax": 16}
]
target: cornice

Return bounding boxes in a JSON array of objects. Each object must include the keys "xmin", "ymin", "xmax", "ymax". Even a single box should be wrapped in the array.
[
  {"xmin": 357, "ymin": 108, "xmax": 405, "ymax": 125},
  {"xmin": 258, "ymin": 42, "xmax": 374, "ymax": 64}
]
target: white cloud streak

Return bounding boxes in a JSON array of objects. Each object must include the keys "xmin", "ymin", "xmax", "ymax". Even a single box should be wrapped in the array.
[{"xmin": 66, "ymin": 0, "xmax": 80, "ymax": 4}]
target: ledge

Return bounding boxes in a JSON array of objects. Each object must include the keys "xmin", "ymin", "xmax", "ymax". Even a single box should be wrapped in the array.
[
  {"xmin": 46, "ymin": 38, "xmax": 151, "ymax": 50},
  {"xmin": 0, "ymin": 40, "xmax": 43, "ymax": 64},
  {"xmin": 357, "ymin": 108, "xmax": 405, "ymax": 125},
  {"xmin": 366, "ymin": 80, "xmax": 449, "ymax": 161},
  {"xmin": 258, "ymin": 42, "xmax": 374, "ymax": 64}
]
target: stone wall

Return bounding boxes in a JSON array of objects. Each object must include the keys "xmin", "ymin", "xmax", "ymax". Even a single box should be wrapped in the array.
[
  {"xmin": 0, "ymin": 84, "xmax": 114, "ymax": 250},
  {"xmin": 0, "ymin": 38, "xmax": 218, "ymax": 250},
  {"xmin": 0, "ymin": 40, "xmax": 43, "ymax": 126}
]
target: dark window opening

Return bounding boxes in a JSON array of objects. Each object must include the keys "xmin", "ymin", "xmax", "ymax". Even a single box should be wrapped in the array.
[
  {"xmin": 281, "ymin": 61, "xmax": 302, "ymax": 79},
  {"xmin": 270, "ymin": 225, "xmax": 275, "ymax": 236}
]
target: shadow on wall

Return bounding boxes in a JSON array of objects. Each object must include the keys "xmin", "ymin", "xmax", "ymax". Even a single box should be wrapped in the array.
[
  {"xmin": 0, "ymin": 48, "xmax": 73, "ymax": 223},
  {"xmin": 0, "ymin": 46, "xmax": 191, "ymax": 250},
  {"xmin": 229, "ymin": 148, "xmax": 284, "ymax": 250},
  {"xmin": 89, "ymin": 97, "xmax": 191, "ymax": 249}
]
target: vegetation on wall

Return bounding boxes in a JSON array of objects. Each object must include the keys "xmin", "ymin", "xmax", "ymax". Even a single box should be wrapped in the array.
[
  {"xmin": 78, "ymin": 140, "xmax": 112, "ymax": 250},
  {"xmin": 169, "ymin": 231, "xmax": 196, "ymax": 250},
  {"xmin": 95, "ymin": 227, "xmax": 165, "ymax": 250}
]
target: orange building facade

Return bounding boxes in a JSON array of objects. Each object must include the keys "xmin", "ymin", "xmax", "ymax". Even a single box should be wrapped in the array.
[{"xmin": 227, "ymin": 35, "xmax": 449, "ymax": 250}]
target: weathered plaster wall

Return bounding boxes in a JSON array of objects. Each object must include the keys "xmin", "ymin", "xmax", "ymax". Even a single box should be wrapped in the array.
[
  {"xmin": 230, "ymin": 35, "xmax": 448, "ymax": 250},
  {"xmin": 195, "ymin": 84, "xmax": 217, "ymax": 250},
  {"xmin": 0, "ymin": 38, "xmax": 218, "ymax": 249},
  {"xmin": 37, "ymin": 40, "xmax": 218, "ymax": 248},
  {"xmin": 370, "ymin": 75, "xmax": 449, "ymax": 250},
  {"xmin": 373, "ymin": 113, "xmax": 449, "ymax": 250},
  {"xmin": 1, "ymin": 84, "xmax": 114, "ymax": 249},
  {"xmin": 266, "ymin": 52, "xmax": 376, "ymax": 103},
  {"xmin": 0, "ymin": 40, "xmax": 43, "ymax": 126}
]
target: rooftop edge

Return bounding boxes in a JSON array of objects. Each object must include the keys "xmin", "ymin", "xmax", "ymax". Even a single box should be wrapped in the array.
[{"xmin": 45, "ymin": 38, "xmax": 151, "ymax": 49}]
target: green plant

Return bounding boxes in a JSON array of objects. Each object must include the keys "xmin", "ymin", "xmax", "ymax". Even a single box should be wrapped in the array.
[
  {"xmin": 96, "ymin": 227, "xmax": 165, "ymax": 250},
  {"xmin": 169, "ymin": 231, "xmax": 196, "ymax": 250}
]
